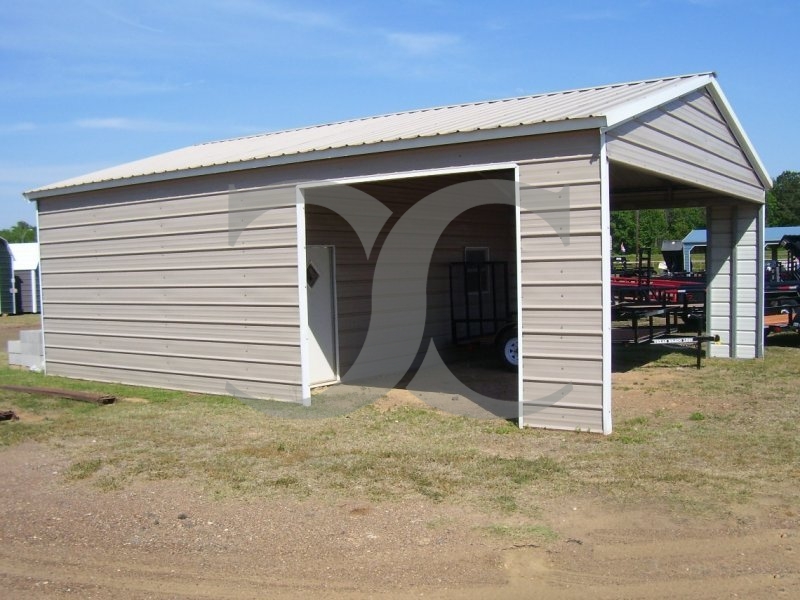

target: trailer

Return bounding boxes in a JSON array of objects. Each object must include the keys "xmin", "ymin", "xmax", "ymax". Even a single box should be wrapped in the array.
[
  {"xmin": 764, "ymin": 309, "xmax": 800, "ymax": 336},
  {"xmin": 449, "ymin": 260, "xmax": 518, "ymax": 370}
]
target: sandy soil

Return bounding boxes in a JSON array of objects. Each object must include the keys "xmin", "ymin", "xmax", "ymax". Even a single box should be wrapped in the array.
[{"xmin": 1, "ymin": 441, "xmax": 797, "ymax": 599}]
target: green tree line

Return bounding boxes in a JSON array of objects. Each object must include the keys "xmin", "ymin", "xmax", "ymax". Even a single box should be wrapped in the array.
[
  {"xmin": 766, "ymin": 170, "xmax": 800, "ymax": 227},
  {"xmin": 0, "ymin": 220, "xmax": 37, "ymax": 243},
  {"xmin": 611, "ymin": 207, "xmax": 705, "ymax": 254}
]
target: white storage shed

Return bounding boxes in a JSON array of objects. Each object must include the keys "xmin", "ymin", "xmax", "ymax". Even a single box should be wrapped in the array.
[{"xmin": 10, "ymin": 243, "xmax": 41, "ymax": 313}]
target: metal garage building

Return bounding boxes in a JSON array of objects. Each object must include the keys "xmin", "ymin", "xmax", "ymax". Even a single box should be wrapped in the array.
[
  {"xmin": 24, "ymin": 73, "xmax": 769, "ymax": 434},
  {"xmin": 683, "ymin": 226, "xmax": 800, "ymax": 272},
  {"xmin": 0, "ymin": 237, "xmax": 13, "ymax": 315}
]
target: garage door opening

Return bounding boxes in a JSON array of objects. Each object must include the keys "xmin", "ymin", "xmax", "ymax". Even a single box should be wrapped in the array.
[{"xmin": 301, "ymin": 168, "xmax": 520, "ymax": 418}]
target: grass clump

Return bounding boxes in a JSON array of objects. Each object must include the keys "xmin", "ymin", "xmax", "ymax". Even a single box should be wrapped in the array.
[
  {"xmin": 65, "ymin": 458, "xmax": 103, "ymax": 480},
  {"xmin": 482, "ymin": 523, "xmax": 558, "ymax": 544}
]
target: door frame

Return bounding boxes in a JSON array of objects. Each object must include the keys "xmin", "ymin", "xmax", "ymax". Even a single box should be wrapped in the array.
[{"xmin": 296, "ymin": 161, "xmax": 521, "ymax": 405}]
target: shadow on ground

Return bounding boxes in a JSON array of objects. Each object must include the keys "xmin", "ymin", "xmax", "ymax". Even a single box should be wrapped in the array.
[
  {"xmin": 237, "ymin": 345, "xmax": 518, "ymax": 421},
  {"xmin": 612, "ymin": 343, "xmax": 699, "ymax": 373}
]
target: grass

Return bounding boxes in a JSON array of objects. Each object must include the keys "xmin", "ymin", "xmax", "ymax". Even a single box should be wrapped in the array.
[
  {"xmin": 0, "ymin": 315, "xmax": 798, "ymax": 526},
  {"xmin": 482, "ymin": 523, "xmax": 559, "ymax": 544}
]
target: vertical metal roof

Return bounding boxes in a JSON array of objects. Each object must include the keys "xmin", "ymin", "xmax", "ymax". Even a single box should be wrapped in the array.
[{"xmin": 27, "ymin": 72, "xmax": 764, "ymax": 198}]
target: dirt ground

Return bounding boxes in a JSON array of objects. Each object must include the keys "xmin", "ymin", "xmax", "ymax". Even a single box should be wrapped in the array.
[{"xmin": 1, "ymin": 428, "xmax": 797, "ymax": 599}]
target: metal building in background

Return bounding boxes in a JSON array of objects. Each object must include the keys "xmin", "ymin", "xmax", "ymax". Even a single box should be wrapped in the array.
[
  {"xmin": 0, "ymin": 237, "xmax": 15, "ymax": 315},
  {"xmin": 10, "ymin": 243, "xmax": 41, "ymax": 314}
]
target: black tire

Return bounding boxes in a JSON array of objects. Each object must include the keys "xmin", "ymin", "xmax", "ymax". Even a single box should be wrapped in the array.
[{"xmin": 496, "ymin": 328, "xmax": 519, "ymax": 371}]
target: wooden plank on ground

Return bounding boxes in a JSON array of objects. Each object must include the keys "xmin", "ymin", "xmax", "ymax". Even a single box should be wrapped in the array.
[{"xmin": 0, "ymin": 385, "xmax": 115, "ymax": 405}]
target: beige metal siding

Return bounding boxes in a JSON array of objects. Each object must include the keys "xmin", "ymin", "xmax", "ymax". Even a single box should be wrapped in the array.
[
  {"xmin": 38, "ymin": 184, "xmax": 303, "ymax": 401},
  {"xmin": 607, "ymin": 90, "xmax": 764, "ymax": 202},
  {"xmin": 518, "ymin": 132, "xmax": 604, "ymax": 432},
  {"xmin": 36, "ymin": 131, "xmax": 600, "ymax": 406},
  {"xmin": 707, "ymin": 203, "xmax": 762, "ymax": 359},
  {"xmin": 707, "ymin": 205, "xmax": 732, "ymax": 357},
  {"xmin": 734, "ymin": 207, "xmax": 761, "ymax": 358}
]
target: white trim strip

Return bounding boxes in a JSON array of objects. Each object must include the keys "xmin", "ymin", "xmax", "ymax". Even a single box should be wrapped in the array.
[
  {"xmin": 515, "ymin": 166, "xmax": 524, "ymax": 429},
  {"xmin": 756, "ymin": 204, "xmax": 765, "ymax": 357},
  {"xmin": 705, "ymin": 79, "xmax": 772, "ymax": 189},
  {"xmin": 296, "ymin": 191, "xmax": 311, "ymax": 406},
  {"xmin": 604, "ymin": 73, "xmax": 714, "ymax": 129},
  {"xmin": 35, "ymin": 200, "xmax": 46, "ymax": 374},
  {"xmin": 599, "ymin": 130, "xmax": 613, "ymax": 435}
]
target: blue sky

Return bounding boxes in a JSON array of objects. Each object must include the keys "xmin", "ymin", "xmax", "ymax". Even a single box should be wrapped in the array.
[{"xmin": 1, "ymin": 0, "xmax": 798, "ymax": 227}]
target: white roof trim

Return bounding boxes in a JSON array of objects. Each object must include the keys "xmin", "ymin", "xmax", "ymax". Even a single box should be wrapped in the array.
[
  {"xmin": 603, "ymin": 72, "xmax": 715, "ymax": 128},
  {"xmin": 603, "ymin": 73, "xmax": 771, "ymax": 190},
  {"xmin": 705, "ymin": 78, "xmax": 772, "ymax": 189}
]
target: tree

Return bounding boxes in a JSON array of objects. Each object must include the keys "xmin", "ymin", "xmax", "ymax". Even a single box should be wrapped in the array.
[
  {"xmin": 611, "ymin": 208, "xmax": 705, "ymax": 253},
  {"xmin": 0, "ymin": 221, "xmax": 37, "ymax": 242},
  {"xmin": 766, "ymin": 170, "xmax": 800, "ymax": 226},
  {"xmin": 664, "ymin": 207, "xmax": 705, "ymax": 241}
]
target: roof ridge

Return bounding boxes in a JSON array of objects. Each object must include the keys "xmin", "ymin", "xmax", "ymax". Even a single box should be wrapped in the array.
[{"xmin": 200, "ymin": 72, "xmax": 715, "ymax": 147}]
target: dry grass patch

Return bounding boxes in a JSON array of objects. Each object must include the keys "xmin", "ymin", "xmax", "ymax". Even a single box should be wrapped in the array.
[{"xmin": 1, "ymin": 312, "xmax": 798, "ymax": 522}]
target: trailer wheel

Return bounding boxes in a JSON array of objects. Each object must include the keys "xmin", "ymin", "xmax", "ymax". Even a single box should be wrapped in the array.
[{"xmin": 496, "ymin": 328, "xmax": 518, "ymax": 371}]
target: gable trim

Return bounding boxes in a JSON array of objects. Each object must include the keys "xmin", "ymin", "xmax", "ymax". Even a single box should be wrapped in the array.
[
  {"xmin": 705, "ymin": 79, "xmax": 771, "ymax": 190},
  {"xmin": 605, "ymin": 74, "xmax": 770, "ymax": 191}
]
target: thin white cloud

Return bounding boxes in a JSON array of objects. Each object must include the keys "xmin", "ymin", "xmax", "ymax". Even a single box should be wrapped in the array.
[
  {"xmin": 74, "ymin": 117, "xmax": 199, "ymax": 132},
  {"xmin": 564, "ymin": 9, "xmax": 626, "ymax": 21},
  {"xmin": 0, "ymin": 75, "xmax": 184, "ymax": 100},
  {"xmin": 82, "ymin": 0, "xmax": 164, "ymax": 33},
  {"xmin": 0, "ymin": 163, "xmax": 104, "ymax": 187},
  {"xmin": 218, "ymin": 0, "xmax": 344, "ymax": 30},
  {"xmin": 386, "ymin": 32, "xmax": 460, "ymax": 56},
  {"xmin": 0, "ymin": 122, "xmax": 37, "ymax": 134}
]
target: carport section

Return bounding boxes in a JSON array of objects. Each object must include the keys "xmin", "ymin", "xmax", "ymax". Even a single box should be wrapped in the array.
[
  {"xmin": 606, "ymin": 83, "xmax": 770, "ymax": 360},
  {"xmin": 299, "ymin": 168, "xmax": 518, "ymax": 403}
]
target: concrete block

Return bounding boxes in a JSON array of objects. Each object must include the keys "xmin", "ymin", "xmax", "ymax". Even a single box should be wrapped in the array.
[
  {"xmin": 9, "ymin": 353, "xmax": 43, "ymax": 370},
  {"xmin": 19, "ymin": 329, "xmax": 42, "ymax": 348},
  {"xmin": 7, "ymin": 330, "xmax": 44, "ymax": 371},
  {"xmin": 21, "ymin": 342, "xmax": 42, "ymax": 355}
]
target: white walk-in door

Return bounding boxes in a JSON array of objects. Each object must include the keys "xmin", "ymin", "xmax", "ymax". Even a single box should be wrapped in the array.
[{"xmin": 306, "ymin": 245, "xmax": 338, "ymax": 386}]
